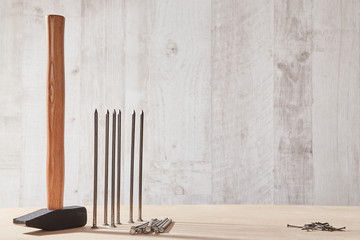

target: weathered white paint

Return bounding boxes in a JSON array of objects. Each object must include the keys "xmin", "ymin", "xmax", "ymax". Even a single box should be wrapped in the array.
[
  {"xmin": 0, "ymin": 0, "xmax": 359, "ymax": 208},
  {"xmin": 274, "ymin": 0, "xmax": 314, "ymax": 205},
  {"xmin": 211, "ymin": 0, "xmax": 274, "ymax": 204},
  {"xmin": 312, "ymin": 0, "xmax": 360, "ymax": 205}
]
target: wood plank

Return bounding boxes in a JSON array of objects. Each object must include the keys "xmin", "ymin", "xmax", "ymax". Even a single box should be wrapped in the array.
[
  {"xmin": 16, "ymin": 0, "xmax": 82, "ymax": 207},
  {"xmin": 274, "ymin": 0, "xmax": 314, "ymax": 204},
  {"xmin": 124, "ymin": 0, "xmax": 212, "ymax": 204},
  {"xmin": 0, "ymin": 0, "xmax": 24, "ymax": 208},
  {"xmin": 312, "ymin": 0, "xmax": 360, "ymax": 205},
  {"xmin": 79, "ymin": 0, "xmax": 126, "ymax": 207},
  {"xmin": 211, "ymin": 0, "xmax": 274, "ymax": 204},
  {"xmin": 1, "ymin": 0, "xmax": 359, "ymax": 208},
  {"xmin": 3, "ymin": 205, "xmax": 360, "ymax": 239}
]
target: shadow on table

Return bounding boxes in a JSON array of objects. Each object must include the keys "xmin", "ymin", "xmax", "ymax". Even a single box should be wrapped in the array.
[{"xmin": 24, "ymin": 222, "xmax": 245, "ymax": 240}]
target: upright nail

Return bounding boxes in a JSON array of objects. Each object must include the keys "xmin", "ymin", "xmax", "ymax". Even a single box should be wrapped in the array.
[
  {"xmin": 116, "ymin": 110, "xmax": 122, "ymax": 224},
  {"xmin": 110, "ymin": 110, "xmax": 116, "ymax": 227},
  {"xmin": 129, "ymin": 110, "xmax": 136, "ymax": 223},
  {"xmin": 137, "ymin": 110, "xmax": 144, "ymax": 221},
  {"xmin": 104, "ymin": 110, "xmax": 109, "ymax": 225},
  {"xmin": 92, "ymin": 109, "xmax": 98, "ymax": 229}
]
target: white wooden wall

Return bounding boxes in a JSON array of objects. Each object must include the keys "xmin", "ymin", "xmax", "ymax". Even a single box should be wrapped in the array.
[{"xmin": 0, "ymin": 0, "xmax": 359, "ymax": 208}]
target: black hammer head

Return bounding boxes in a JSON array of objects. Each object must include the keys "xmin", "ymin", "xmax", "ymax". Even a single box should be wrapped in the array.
[{"xmin": 13, "ymin": 206, "xmax": 87, "ymax": 231}]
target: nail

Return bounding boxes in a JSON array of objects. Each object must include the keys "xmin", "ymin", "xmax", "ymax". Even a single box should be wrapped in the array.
[
  {"xmin": 154, "ymin": 218, "xmax": 166, "ymax": 227},
  {"xmin": 116, "ymin": 110, "xmax": 122, "ymax": 224},
  {"xmin": 137, "ymin": 110, "xmax": 144, "ymax": 222},
  {"xmin": 110, "ymin": 110, "xmax": 116, "ymax": 227},
  {"xmin": 130, "ymin": 221, "xmax": 149, "ymax": 235},
  {"xmin": 287, "ymin": 224, "xmax": 302, "ymax": 228},
  {"xmin": 159, "ymin": 219, "xmax": 172, "ymax": 233},
  {"xmin": 91, "ymin": 109, "xmax": 98, "ymax": 229},
  {"xmin": 129, "ymin": 110, "xmax": 136, "ymax": 223},
  {"xmin": 131, "ymin": 221, "xmax": 149, "ymax": 230},
  {"xmin": 144, "ymin": 218, "xmax": 157, "ymax": 233},
  {"xmin": 154, "ymin": 219, "xmax": 168, "ymax": 234},
  {"xmin": 150, "ymin": 219, "xmax": 163, "ymax": 232},
  {"xmin": 104, "ymin": 110, "xmax": 109, "ymax": 226}
]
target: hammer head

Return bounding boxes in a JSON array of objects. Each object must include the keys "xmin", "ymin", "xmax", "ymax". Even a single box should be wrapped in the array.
[{"xmin": 13, "ymin": 206, "xmax": 87, "ymax": 231}]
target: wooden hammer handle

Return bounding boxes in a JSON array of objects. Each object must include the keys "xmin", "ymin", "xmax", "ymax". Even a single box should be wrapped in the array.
[{"xmin": 46, "ymin": 15, "xmax": 65, "ymax": 210}]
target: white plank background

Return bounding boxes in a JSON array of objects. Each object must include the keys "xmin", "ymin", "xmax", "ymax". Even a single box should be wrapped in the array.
[
  {"xmin": 0, "ymin": 0, "xmax": 359, "ymax": 208},
  {"xmin": 212, "ymin": 0, "xmax": 274, "ymax": 204},
  {"xmin": 274, "ymin": 0, "xmax": 314, "ymax": 205}
]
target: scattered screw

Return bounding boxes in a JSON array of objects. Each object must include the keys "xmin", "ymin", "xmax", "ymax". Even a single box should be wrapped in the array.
[
  {"xmin": 287, "ymin": 222, "xmax": 345, "ymax": 232},
  {"xmin": 287, "ymin": 224, "xmax": 302, "ymax": 228}
]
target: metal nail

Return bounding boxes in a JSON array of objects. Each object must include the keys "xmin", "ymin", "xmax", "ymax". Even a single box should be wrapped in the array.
[
  {"xmin": 110, "ymin": 110, "xmax": 116, "ymax": 227},
  {"xmin": 129, "ymin": 110, "xmax": 136, "ymax": 223},
  {"xmin": 287, "ymin": 224, "xmax": 302, "ymax": 228},
  {"xmin": 154, "ymin": 218, "xmax": 166, "ymax": 227},
  {"xmin": 130, "ymin": 228, "xmax": 137, "ymax": 235},
  {"xmin": 131, "ymin": 221, "xmax": 149, "ymax": 230},
  {"xmin": 130, "ymin": 221, "xmax": 149, "ymax": 235},
  {"xmin": 137, "ymin": 110, "xmax": 144, "ymax": 222},
  {"xmin": 145, "ymin": 218, "xmax": 157, "ymax": 233},
  {"xmin": 151, "ymin": 219, "xmax": 163, "ymax": 232},
  {"xmin": 91, "ymin": 109, "xmax": 98, "ymax": 229},
  {"xmin": 104, "ymin": 110, "xmax": 109, "ymax": 226},
  {"xmin": 159, "ymin": 219, "xmax": 172, "ymax": 233},
  {"xmin": 116, "ymin": 110, "xmax": 122, "ymax": 224},
  {"xmin": 154, "ymin": 218, "xmax": 168, "ymax": 234}
]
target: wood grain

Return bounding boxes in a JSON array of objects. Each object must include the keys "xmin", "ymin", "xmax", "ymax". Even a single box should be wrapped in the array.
[
  {"xmin": 312, "ymin": 0, "xmax": 360, "ymax": 205},
  {"xmin": 123, "ymin": 0, "xmax": 212, "ymax": 205},
  {"xmin": 3, "ymin": 205, "xmax": 360, "ymax": 239},
  {"xmin": 274, "ymin": 0, "xmax": 314, "ymax": 205},
  {"xmin": 79, "ymin": 0, "xmax": 126, "ymax": 207},
  {"xmin": 0, "ymin": 0, "xmax": 359, "ymax": 208},
  {"xmin": 0, "ymin": 0, "xmax": 23, "ymax": 207},
  {"xmin": 211, "ymin": 0, "xmax": 274, "ymax": 204},
  {"xmin": 46, "ymin": 15, "xmax": 65, "ymax": 210}
]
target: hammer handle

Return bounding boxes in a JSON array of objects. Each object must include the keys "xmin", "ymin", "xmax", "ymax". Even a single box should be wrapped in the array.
[{"xmin": 46, "ymin": 15, "xmax": 65, "ymax": 210}]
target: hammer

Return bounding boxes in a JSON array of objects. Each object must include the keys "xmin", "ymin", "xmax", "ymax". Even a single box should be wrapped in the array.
[{"xmin": 13, "ymin": 15, "xmax": 87, "ymax": 231}]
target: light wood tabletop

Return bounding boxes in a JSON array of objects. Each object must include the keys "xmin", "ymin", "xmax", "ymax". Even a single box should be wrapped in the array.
[{"xmin": 1, "ymin": 205, "xmax": 359, "ymax": 239}]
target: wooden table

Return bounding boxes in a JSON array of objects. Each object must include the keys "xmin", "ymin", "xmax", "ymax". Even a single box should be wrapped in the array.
[{"xmin": 1, "ymin": 205, "xmax": 359, "ymax": 239}]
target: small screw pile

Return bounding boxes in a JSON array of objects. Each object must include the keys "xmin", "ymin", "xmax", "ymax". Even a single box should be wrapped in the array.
[
  {"xmin": 130, "ymin": 218, "xmax": 172, "ymax": 235},
  {"xmin": 287, "ymin": 222, "xmax": 345, "ymax": 232}
]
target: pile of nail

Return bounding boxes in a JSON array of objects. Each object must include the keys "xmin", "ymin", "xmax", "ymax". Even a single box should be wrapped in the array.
[
  {"xmin": 130, "ymin": 218, "xmax": 172, "ymax": 235},
  {"xmin": 287, "ymin": 222, "xmax": 345, "ymax": 232}
]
